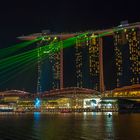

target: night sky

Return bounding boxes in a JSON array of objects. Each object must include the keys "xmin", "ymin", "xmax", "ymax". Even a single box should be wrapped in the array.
[{"xmin": 0, "ymin": 0, "xmax": 139, "ymax": 92}]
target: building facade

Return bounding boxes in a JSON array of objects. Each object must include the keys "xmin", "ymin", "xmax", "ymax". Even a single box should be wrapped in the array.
[{"xmin": 114, "ymin": 27, "xmax": 140, "ymax": 88}]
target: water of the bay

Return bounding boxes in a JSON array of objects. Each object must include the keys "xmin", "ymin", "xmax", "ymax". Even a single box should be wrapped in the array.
[{"xmin": 0, "ymin": 112, "xmax": 140, "ymax": 140}]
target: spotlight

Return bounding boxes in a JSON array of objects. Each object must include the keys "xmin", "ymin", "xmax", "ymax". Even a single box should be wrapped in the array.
[
  {"xmin": 124, "ymin": 29, "xmax": 127, "ymax": 32},
  {"xmin": 91, "ymin": 34, "xmax": 97, "ymax": 38},
  {"xmin": 48, "ymin": 37, "xmax": 51, "ymax": 40},
  {"xmin": 54, "ymin": 37, "xmax": 58, "ymax": 40},
  {"xmin": 41, "ymin": 36, "xmax": 51, "ymax": 41}
]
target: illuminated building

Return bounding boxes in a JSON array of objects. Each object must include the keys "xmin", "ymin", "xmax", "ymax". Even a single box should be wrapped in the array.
[
  {"xmin": 37, "ymin": 42, "xmax": 43, "ymax": 93},
  {"xmin": 75, "ymin": 35, "xmax": 88, "ymax": 88},
  {"xmin": 88, "ymin": 34, "xmax": 100, "ymax": 91},
  {"xmin": 49, "ymin": 39, "xmax": 63, "ymax": 90},
  {"xmin": 18, "ymin": 22, "xmax": 140, "ymax": 92},
  {"xmin": 36, "ymin": 37, "xmax": 64, "ymax": 92},
  {"xmin": 114, "ymin": 31, "xmax": 124, "ymax": 87},
  {"xmin": 75, "ymin": 34, "xmax": 104, "ymax": 91},
  {"xmin": 49, "ymin": 50, "xmax": 61, "ymax": 89},
  {"xmin": 114, "ymin": 27, "xmax": 140, "ymax": 87},
  {"xmin": 39, "ymin": 33, "xmax": 104, "ymax": 92},
  {"xmin": 126, "ymin": 28, "xmax": 140, "ymax": 85}
]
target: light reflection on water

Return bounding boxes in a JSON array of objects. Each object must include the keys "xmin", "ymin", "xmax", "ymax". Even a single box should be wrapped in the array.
[
  {"xmin": 0, "ymin": 112, "xmax": 140, "ymax": 140},
  {"xmin": 34, "ymin": 112, "xmax": 41, "ymax": 121}
]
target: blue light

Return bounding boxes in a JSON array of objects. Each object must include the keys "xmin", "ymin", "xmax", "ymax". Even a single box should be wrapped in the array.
[{"xmin": 34, "ymin": 98, "xmax": 41, "ymax": 109}]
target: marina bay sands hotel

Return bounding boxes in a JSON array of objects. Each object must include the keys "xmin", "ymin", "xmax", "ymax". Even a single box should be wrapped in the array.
[
  {"xmin": 19, "ymin": 21, "xmax": 140, "ymax": 94},
  {"xmin": 0, "ymin": 21, "xmax": 140, "ymax": 112}
]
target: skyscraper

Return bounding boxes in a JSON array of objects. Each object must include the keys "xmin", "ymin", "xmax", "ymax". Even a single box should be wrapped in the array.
[
  {"xmin": 88, "ymin": 35, "xmax": 100, "ymax": 91},
  {"xmin": 114, "ymin": 27, "xmax": 140, "ymax": 87},
  {"xmin": 74, "ymin": 34, "xmax": 102, "ymax": 91},
  {"xmin": 36, "ymin": 37, "xmax": 63, "ymax": 92},
  {"xmin": 18, "ymin": 22, "xmax": 140, "ymax": 93},
  {"xmin": 38, "ymin": 33, "xmax": 105, "ymax": 92}
]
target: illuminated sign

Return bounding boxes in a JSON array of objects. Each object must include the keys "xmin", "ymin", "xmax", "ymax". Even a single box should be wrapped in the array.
[{"xmin": 34, "ymin": 98, "xmax": 41, "ymax": 109}]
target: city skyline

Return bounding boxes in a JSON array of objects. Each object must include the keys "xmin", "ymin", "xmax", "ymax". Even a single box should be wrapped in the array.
[
  {"xmin": 0, "ymin": 22, "xmax": 139, "ymax": 93},
  {"xmin": 0, "ymin": 1, "xmax": 140, "ymax": 140}
]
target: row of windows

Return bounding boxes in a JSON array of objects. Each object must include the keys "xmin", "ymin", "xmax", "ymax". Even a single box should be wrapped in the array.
[{"xmin": 75, "ymin": 38, "xmax": 83, "ymax": 87}]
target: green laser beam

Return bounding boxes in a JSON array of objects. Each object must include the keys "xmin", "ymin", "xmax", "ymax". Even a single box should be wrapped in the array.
[
  {"xmin": 0, "ymin": 40, "xmax": 39, "ymax": 60},
  {"xmin": 0, "ymin": 27, "xmax": 124, "ymax": 85}
]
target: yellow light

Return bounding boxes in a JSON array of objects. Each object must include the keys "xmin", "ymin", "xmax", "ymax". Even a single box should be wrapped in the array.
[
  {"xmin": 48, "ymin": 37, "xmax": 51, "ymax": 40},
  {"xmin": 54, "ymin": 37, "xmax": 57, "ymax": 40}
]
